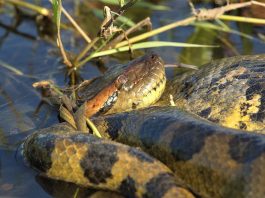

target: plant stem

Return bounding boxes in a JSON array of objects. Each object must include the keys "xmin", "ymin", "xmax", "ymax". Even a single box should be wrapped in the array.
[
  {"xmin": 61, "ymin": 7, "xmax": 91, "ymax": 43},
  {"xmin": 4, "ymin": 0, "xmax": 50, "ymax": 16},
  {"xmin": 115, "ymin": 16, "xmax": 196, "ymax": 48}
]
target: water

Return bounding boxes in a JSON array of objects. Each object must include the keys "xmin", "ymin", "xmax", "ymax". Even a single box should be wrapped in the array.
[{"xmin": 0, "ymin": 0, "xmax": 264, "ymax": 197}]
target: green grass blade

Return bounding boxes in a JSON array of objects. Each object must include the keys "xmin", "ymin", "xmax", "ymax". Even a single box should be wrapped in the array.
[
  {"xmin": 193, "ymin": 21, "xmax": 256, "ymax": 40},
  {"xmin": 88, "ymin": 41, "xmax": 218, "ymax": 59},
  {"xmin": 50, "ymin": 0, "xmax": 61, "ymax": 26},
  {"xmin": 86, "ymin": 118, "xmax": 102, "ymax": 138},
  {"xmin": 220, "ymin": 15, "xmax": 265, "ymax": 25},
  {"xmin": 5, "ymin": 0, "xmax": 49, "ymax": 16}
]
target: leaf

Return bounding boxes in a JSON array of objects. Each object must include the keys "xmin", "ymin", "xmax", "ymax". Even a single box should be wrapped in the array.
[
  {"xmin": 59, "ymin": 106, "xmax": 77, "ymax": 129},
  {"xmin": 86, "ymin": 118, "xmax": 102, "ymax": 138},
  {"xmin": 50, "ymin": 0, "xmax": 61, "ymax": 28}
]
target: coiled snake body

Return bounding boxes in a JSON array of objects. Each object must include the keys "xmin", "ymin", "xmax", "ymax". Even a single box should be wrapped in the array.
[{"xmin": 23, "ymin": 54, "xmax": 265, "ymax": 198}]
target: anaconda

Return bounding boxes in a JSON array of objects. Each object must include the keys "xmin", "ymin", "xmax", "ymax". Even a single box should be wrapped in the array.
[{"xmin": 23, "ymin": 53, "xmax": 265, "ymax": 198}]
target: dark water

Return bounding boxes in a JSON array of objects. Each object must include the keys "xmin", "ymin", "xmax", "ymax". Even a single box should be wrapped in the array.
[{"xmin": 0, "ymin": 0, "xmax": 264, "ymax": 197}]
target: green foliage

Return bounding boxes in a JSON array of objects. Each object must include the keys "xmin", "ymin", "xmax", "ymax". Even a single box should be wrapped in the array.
[
  {"xmin": 118, "ymin": 0, "xmax": 125, "ymax": 7},
  {"xmin": 99, "ymin": 0, "xmax": 169, "ymax": 10},
  {"xmin": 92, "ymin": 41, "xmax": 218, "ymax": 58},
  {"xmin": 51, "ymin": 0, "xmax": 61, "ymax": 27}
]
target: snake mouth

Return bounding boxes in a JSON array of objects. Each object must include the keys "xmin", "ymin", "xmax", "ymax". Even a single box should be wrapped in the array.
[{"xmin": 84, "ymin": 53, "xmax": 166, "ymax": 117}]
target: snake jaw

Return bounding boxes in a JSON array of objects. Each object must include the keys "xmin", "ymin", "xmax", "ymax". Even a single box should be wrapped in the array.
[{"xmin": 97, "ymin": 91, "xmax": 119, "ymax": 115}]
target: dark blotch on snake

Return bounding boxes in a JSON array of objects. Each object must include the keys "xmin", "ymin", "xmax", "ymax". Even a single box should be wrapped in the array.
[
  {"xmin": 80, "ymin": 143, "xmax": 118, "ymax": 184},
  {"xmin": 24, "ymin": 133, "xmax": 56, "ymax": 173},
  {"xmin": 118, "ymin": 176, "xmax": 137, "ymax": 198},
  {"xmin": 229, "ymin": 134, "xmax": 265, "ymax": 163},
  {"xmin": 143, "ymin": 173, "xmax": 176, "ymax": 198},
  {"xmin": 170, "ymin": 122, "xmax": 214, "ymax": 161}
]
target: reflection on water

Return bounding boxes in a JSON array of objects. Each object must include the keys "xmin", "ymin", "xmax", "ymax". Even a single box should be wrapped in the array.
[
  {"xmin": 36, "ymin": 175, "xmax": 123, "ymax": 198},
  {"xmin": 0, "ymin": 148, "xmax": 48, "ymax": 197},
  {"xmin": 0, "ymin": 0, "xmax": 264, "ymax": 197}
]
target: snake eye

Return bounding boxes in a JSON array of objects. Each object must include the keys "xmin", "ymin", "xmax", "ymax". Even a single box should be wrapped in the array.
[{"xmin": 115, "ymin": 74, "xmax": 128, "ymax": 87}]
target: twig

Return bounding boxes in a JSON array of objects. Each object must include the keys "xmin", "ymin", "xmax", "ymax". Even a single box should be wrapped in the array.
[
  {"xmin": 98, "ymin": 0, "xmax": 138, "ymax": 37},
  {"xmin": 188, "ymin": 0, "xmax": 196, "ymax": 15},
  {"xmin": 5, "ymin": 0, "xmax": 91, "ymax": 44},
  {"xmin": 103, "ymin": 17, "xmax": 152, "ymax": 50},
  {"xmin": 169, "ymin": 94, "xmax": 176, "ymax": 106},
  {"xmin": 250, "ymin": 0, "xmax": 265, "ymax": 7},
  {"xmin": 115, "ymin": 16, "xmax": 196, "ymax": 48},
  {"xmin": 165, "ymin": 63, "xmax": 198, "ymax": 70},
  {"xmin": 51, "ymin": 0, "xmax": 72, "ymax": 68},
  {"xmin": 61, "ymin": 7, "xmax": 91, "ymax": 43},
  {"xmin": 193, "ymin": 1, "xmax": 265, "ymax": 20},
  {"xmin": 0, "ymin": 59, "xmax": 24, "ymax": 75},
  {"xmin": 75, "ymin": 37, "xmax": 99, "ymax": 63},
  {"xmin": 4, "ymin": 0, "xmax": 50, "ymax": 16},
  {"xmin": 57, "ymin": 23, "xmax": 72, "ymax": 67},
  {"xmin": 115, "ymin": 0, "xmax": 265, "ymax": 48},
  {"xmin": 76, "ymin": 35, "xmax": 115, "ymax": 68}
]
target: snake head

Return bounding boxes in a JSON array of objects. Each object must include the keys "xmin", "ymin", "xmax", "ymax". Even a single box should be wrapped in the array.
[{"xmin": 82, "ymin": 53, "xmax": 166, "ymax": 117}]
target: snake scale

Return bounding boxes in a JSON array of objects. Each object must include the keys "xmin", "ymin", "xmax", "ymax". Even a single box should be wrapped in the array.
[{"xmin": 22, "ymin": 53, "xmax": 265, "ymax": 198}]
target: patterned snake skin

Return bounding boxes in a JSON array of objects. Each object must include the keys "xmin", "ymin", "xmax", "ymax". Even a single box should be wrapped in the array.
[{"xmin": 23, "ymin": 54, "xmax": 265, "ymax": 198}]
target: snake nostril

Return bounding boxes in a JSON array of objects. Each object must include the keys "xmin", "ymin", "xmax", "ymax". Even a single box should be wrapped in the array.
[{"xmin": 151, "ymin": 54, "xmax": 157, "ymax": 60}]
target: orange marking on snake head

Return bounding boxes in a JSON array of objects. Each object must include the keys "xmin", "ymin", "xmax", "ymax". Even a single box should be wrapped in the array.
[
  {"xmin": 84, "ymin": 74, "xmax": 128, "ymax": 117},
  {"xmin": 84, "ymin": 83, "xmax": 117, "ymax": 117}
]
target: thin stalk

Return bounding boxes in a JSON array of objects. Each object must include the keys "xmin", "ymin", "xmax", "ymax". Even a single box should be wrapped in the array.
[
  {"xmin": 76, "ymin": 34, "xmax": 117, "ymax": 68},
  {"xmin": 219, "ymin": 15, "xmax": 265, "ymax": 25},
  {"xmin": 4, "ymin": 0, "xmax": 50, "ymax": 16},
  {"xmin": 0, "ymin": 60, "xmax": 23, "ymax": 75},
  {"xmin": 62, "ymin": 7, "xmax": 91, "ymax": 43},
  {"xmin": 86, "ymin": 118, "xmax": 102, "ymax": 138},
  {"xmin": 115, "ymin": 16, "xmax": 196, "ymax": 48}
]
